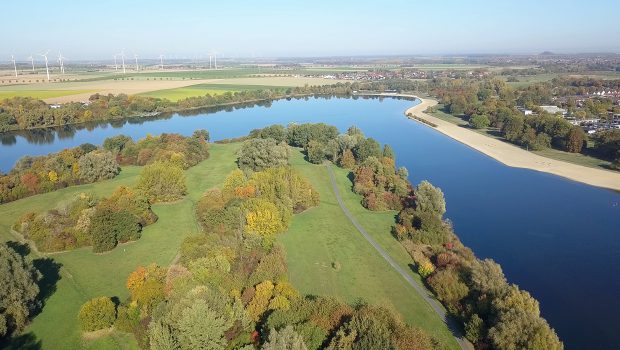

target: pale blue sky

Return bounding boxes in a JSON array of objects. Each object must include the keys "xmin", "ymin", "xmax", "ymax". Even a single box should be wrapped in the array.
[{"xmin": 1, "ymin": 0, "xmax": 619, "ymax": 59}]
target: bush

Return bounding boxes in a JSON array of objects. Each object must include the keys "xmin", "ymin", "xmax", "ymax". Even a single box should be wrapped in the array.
[{"xmin": 78, "ymin": 297, "xmax": 116, "ymax": 332}]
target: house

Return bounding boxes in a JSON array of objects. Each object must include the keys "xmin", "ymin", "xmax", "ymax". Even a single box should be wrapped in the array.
[
  {"xmin": 539, "ymin": 105, "xmax": 567, "ymax": 116},
  {"xmin": 517, "ymin": 106, "xmax": 533, "ymax": 115}
]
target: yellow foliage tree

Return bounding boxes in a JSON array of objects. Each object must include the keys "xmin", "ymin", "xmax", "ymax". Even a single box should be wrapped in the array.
[
  {"xmin": 48, "ymin": 170, "xmax": 58, "ymax": 183},
  {"xmin": 244, "ymin": 198, "xmax": 284, "ymax": 236},
  {"xmin": 223, "ymin": 169, "xmax": 247, "ymax": 194},
  {"xmin": 247, "ymin": 280, "xmax": 274, "ymax": 321}
]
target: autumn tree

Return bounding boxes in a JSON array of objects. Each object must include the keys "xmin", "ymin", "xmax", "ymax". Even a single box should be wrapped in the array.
[
  {"xmin": 244, "ymin": 198, "xmax": 284, "ymax": 236},
  {"xmin": 78, "ymin": 297, "xmax": 116, "ymax": 332},
  {"xmin": 339, "ymin": 149, "xmax": 356, "ymax": 169},
  {"xmin": 565, "ymin": 126, "xmax": 585, "ymax": 153}
]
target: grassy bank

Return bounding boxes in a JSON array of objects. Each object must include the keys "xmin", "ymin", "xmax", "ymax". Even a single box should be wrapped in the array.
[{"xmin": 283, "ymin": 150, "xmax": 459, "ymax": 350}]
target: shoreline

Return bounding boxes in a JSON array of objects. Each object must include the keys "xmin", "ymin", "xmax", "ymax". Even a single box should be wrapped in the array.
[{"xmin": 401, "ymin": 96, "xmax": 620, "ymax": 192}]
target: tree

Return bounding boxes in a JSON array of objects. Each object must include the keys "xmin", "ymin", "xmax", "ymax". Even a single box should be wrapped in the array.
[
  {"xmin": 502, "ymin": 115, "xmax": 525, "ymax": 141},
  {"xmin": 469, "ymin": 114, "xmax": 490, "ymax": 129},
  {"xmin": 136, "ymin": 161, "xmax": 187, "ymax": 202},
  {"xmin": 339, "ymin": 149, "xmax": 356, "ymax": 169},
  {"xmin": 89, "ymin": 206, "xmax": 140, "ymax": 253},
  {"xmin": 465, "ymin": 314, "xmax": 484, "ymax": 344},
  {"xmin": 250, "ymin": 124, "xmax": 287, "ymax": 143},
  {"xmin": 352, "ymin": 138, "xmax": 381, "ymax": 163},
  {"xmin": 565, "ymin": 127, "xmax": 585, "ymax": 153},
  {"xmin": 192, "ymin": 129, "xmax": 210, "ymax": 142},
  {"xmin": 470, "ymin": 259, "xmax": 508, "ymax": 296},
  {"xmin": 306, "ymin": 140, "xmax": 325, "ymax": 164},
  {"xmin": 488, "ymin": 309, "xmax": 563, "ymax": 350},
  {"xmin": 244, "ymin": 198, "xmax": 284, "ymax": 236},
  {"xmin": 263, "ymin": 326, "xmax": 308, "ymax": 350},
  {"xmin": 77, "ymin": 150, "xmax": 120, "ymax": 182},
  {"xmin": 427, "ymin": 269, "xmax": 469, "ymax": 306},
  {"xmin": 78, "ymin": 297, "xmax": 116, "ymax": 332},
  {"xmin": 383, "ymin": 144, "xmax": 395, "ymax": 159},
  {"xmin": 238, "ymin": 138, "xmax": 290, "ymax": 171},
  {"xmin": 103, "ymin": 135, "xmax": 133, "ymax": 153},
  {"xmin": 0, "ymin": 243, "xmax": 40, "ymax": 338},
  {"xmin": 415, "ymin": 181, "xmax": 446, "ymax": 217},
  {"xmin": 177, "ymin": 300, "xmax": 228, "ymax": 350}
]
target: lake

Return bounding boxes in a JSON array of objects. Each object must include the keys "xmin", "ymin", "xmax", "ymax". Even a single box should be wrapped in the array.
[{"xmin": 1, "ymin": 96, "xmax": 619, "ymax": 349}]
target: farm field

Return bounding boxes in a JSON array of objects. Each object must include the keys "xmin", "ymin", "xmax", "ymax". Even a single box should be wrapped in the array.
[
  {"xmin": 283, "ymin": 150, "xmax": 459, "ymax": 350},
  {"xmin": 0, "ymin": 143, "xmax": 240, "ymax": 349},
  {"xmin": 0, "ymin": 71, "xmax": 343, "ymax": 103},
  {"xmin": 138, "ymin": 83, "xmax": 288, "ymax": 101}
]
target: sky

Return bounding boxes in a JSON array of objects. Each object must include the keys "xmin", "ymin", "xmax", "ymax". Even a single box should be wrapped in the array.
[{"xmin": 1, "ymin": 0, "xmax": 619, "ymax": 60}]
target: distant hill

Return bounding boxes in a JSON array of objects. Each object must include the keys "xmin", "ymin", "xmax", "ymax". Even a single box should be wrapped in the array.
[{"xmin": 539, "ymin": 51, "xmax": 556, "ymax": 56}]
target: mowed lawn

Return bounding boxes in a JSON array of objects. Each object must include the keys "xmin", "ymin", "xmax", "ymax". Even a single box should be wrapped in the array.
[
  {"xmin": 138, "ymin": 83, "xmax": 287, "ymax": 101},
  {"xmin": 0, "ymin": 143, "xmax": 240, "ymax": 350},
  {"xmin": 0, "ymin": 89, "xmax": 94, "ymax": 100},
  {"xmin": 283, "ymin": 150, "xmax": 459, "ymax": 350}
]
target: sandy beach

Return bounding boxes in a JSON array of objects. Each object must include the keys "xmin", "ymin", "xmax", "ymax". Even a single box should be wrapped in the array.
[{"xmin": 404, "ymin": 97, "xmax": 620, "ymax": 192}]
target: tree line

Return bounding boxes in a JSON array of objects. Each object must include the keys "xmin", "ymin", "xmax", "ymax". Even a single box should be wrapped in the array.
[
  {"xmin": 0, "ymin": 130, "xmax": 209, "ymax": 204},
  {"xmin": 0, "ymin": 80, "xmax": 421, "ymax": 132}
]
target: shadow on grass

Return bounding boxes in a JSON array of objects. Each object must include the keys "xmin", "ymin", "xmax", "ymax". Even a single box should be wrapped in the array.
[
  {"xmin": 32, "ymin": 258, "xmax": 62, "ymax": 310},
  {"xmin": 0, "ymin": 332, "xmax": 42, "ymax": 350}
]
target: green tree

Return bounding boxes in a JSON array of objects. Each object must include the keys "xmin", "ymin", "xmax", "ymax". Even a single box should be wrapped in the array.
[
  {"xmin": 415, "ymin": 181, "xmax": 446, "ymax": 218},
  {"xmin": 383, "ymin": 144, "xmax": 395, "ymax": 159},
  {"xmin": 306, "ymin": 140, "xmax": 325, "ymax": 164},
  {"xmin": 137, "ymin": 161, "xmax": 187, "ymax": 202},
  {"xmin": 502, "ymin": 115, "xmax": 525, "ymax": 141},
  {"xmin": 470, "ymin": 259, "xmax": 508, "ymax": 296},
  {"xmin": 469, "ymin": 114, "xmax": 490, "ymax": 129},
  {"xmin": 465, "ymin": 314, "xmax": 484, "ymax": 344},
  {"xmin": 177, "ymin": 300, "xmax": 228, "ymax": 350},
  {"xmin": 78, "ymin": 297, "xmax": 116, "ymax": 332},
  {"xmin": 238, "ymin": 138, "xmax": 290, "ymax": 171},
  {"xmin": 353, "ymin": 138, "xmax": 382, "ymax": 163},
  {"xmin": 0, "ymin": 243, "xmax": 41, "ymax": 338},
  {"xmin": 488, "ymin": 309, "xmax": 563, "ymax": 350},
  {"xmin": 77, "ymin": 150, "xmax": 120, "ymax": 182},
  {"xmin": 263, "ymin": 326, "xmax": 308, "ymax": 350},
  {"xmin": 339, "ymin": 149, "xmax": 356, "ymax": 169}
]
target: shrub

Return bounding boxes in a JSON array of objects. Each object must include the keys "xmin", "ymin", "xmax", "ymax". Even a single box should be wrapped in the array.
[
  {"xmin": 77, "ymin": 150, "xmax": 120, "ymax": 182},
  {"xmin": 78, "ymin": 297, "xmax": 116, "ymax": 332}
]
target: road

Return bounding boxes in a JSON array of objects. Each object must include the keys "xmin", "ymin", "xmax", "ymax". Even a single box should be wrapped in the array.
[{"xmin": 326, "ymin": 164, "xmax": 472, "ymax": 350}]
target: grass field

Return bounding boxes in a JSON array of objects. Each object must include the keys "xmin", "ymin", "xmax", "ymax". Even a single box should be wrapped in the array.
[
  {"xmin": 501, "ymin": 71, "xmax": 620, "ymax": 87},
  {"xmin": 138, "ymin": 83, "xmax": 288, "ymax": 101},
  {"xmin": 0, "ymin": 143, "xmax": 240, "ymax": 350},
  {"xmin": 0, "ymin": 89, "xmax": 94, "ymax": 100},
  {"xmin": 283, "ymin": 150, "xmax": 459, "ymax": 350}
]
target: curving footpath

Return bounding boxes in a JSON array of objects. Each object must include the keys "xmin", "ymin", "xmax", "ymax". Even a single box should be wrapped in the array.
[{"xmin": 325, "ymin": 165, "xmax": 472, "ymax": 350}]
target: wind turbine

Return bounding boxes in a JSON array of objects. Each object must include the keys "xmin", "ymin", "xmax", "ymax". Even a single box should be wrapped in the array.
[
  {"xmin": 113, "ymin": 54, "xmax": 118, "ymax": 71},
  {"xmin": 11, "ymin": 55, "xmax": 17, "ymax": 77},
  {"xmin": 213, "ymin": 52, "xmax": 218, "ymax": 69},
  {"xmin": 27, "ymin": 55, "xmax": 35, "ymax": 72},
  {"xmin": 120, "ymin": 50, "xmax": 126, "ymax": 74},
  {"xmin": 208, "ymin": 54, "xmax": 212, "ymax": 69},
  {"xmin": 57, "ymin": 52, "xmax": 66, "ymax": 74},
  {"xmin": 159, "ymin": 54, "xmax": 164, "ymax": 70},
  {"xmin": 39, "ymin": 51, "xmax": 50, "ymax": 81},
  {"xmin": 134, "ymin": 53, "xmax": 139, "ymax": 71}
]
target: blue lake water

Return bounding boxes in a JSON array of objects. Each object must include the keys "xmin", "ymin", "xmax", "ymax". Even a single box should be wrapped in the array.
[{"xmin": 1, "ymin": 96, "xmax": 619, "ymax": 349}]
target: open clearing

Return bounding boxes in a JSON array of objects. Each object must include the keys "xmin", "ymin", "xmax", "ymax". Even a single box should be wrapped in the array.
[
  {"xmin": 0, "ymin": 143, "xmax": 240, "ymax": 349},
  {"xmin": 284, "ymin": 150, "xmax": 459, "ymax": 350}
]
